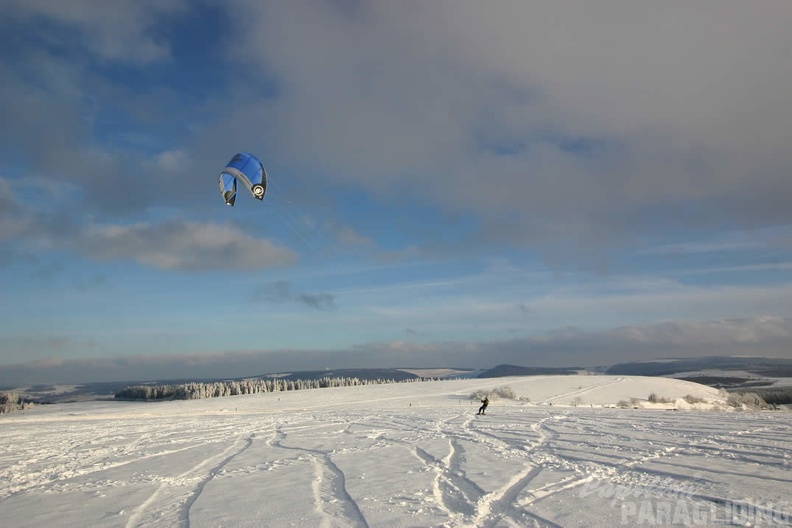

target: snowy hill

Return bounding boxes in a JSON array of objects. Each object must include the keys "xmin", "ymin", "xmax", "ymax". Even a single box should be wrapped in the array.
[{"xmin": 2, "ymin": 375, "xmax": 789, "ymax": 527}]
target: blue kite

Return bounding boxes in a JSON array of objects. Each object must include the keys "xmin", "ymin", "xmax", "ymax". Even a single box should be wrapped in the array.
[{"xmin": 218, "ymin": 152, "xmax": 267, "ymax": 206}]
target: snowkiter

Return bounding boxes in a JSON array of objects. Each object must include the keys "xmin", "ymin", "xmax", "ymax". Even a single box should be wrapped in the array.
[{"xmin": 477, "ymin": 397, "xmax": 489, "ymax": 415}]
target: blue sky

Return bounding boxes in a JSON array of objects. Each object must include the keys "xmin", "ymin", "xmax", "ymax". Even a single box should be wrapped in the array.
[{"xmin": 1, "ymin": 1, "xmax": 791, "ymax": 385}]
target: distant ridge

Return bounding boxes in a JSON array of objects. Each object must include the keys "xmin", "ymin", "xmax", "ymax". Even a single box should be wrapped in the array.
[
  {"xmin": 606, "ymin": 356, "xmax": 792, "ymax": 377},
  {"xmin": 478, "ymin": 364, "xmax": 580, "ymax": 378},
  {"xmin": 255, "ymin": 368, "xmax": 420, "ymax": 382},
  {"xmin": 23, "ymin": 358, "xmax": 792, "ymax": 404}
]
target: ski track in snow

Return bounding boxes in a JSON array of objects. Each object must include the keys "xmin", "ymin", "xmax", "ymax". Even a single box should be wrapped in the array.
[
  {"xmin": 542, "ymin": 376, "xmax": 627, "ymax": 405},
  {"xmin": 272, "ymin": 422, "xmax": 369, "ymax": 527},
  {"xmin": 125, "ymin": 431, "xmax": 254, "ymax": 528},
  {"xmin": 2, "ymin": 379, "xmax": 792, "ymax": 527}
]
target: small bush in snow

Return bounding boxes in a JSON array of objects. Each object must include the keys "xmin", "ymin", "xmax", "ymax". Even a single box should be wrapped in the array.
[
  {"xmin": 727, "ymin": 392, "xmax": 769, "ymax": 410},
  {"xmin": 493, "ymin": 386, "xmax": 517, "ymax": 400},
  {"xmin": 471, "ymin": 386, "xmax": 520, "ymax": 401},
  {"xmin": 684, "ymin": 394, "xmax": 706, "ymax": 404},
  {"xmin": 470, "ymin": 390, "xmax": 489, "ymax": 401},
  {"xmin": 648, "ymin": 392, "xmax": 673, "ymax": 404}
]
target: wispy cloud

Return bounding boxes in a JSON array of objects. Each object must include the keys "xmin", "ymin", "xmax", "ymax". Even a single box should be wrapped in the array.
[
  {"xmin": 2, "ymin": 0, "xmax": 185, "ymax": 64},
  {"xmin": 635, "ymin": 225, "xmax": 792, "ymax": 256},
  {"xmin": 252, "ymin": 280, "xmax": 336, "ymax": 310}
]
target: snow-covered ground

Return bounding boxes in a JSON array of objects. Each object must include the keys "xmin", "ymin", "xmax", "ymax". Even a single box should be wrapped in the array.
[{"xmin": 2, "ymin": 376, "xmax": 791, "ymax": 527}]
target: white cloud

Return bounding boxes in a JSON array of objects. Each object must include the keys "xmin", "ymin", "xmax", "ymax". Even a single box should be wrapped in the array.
[
  {"xmin": 77, "ymin": 220, "xmax": 296, "ymax": 271},
  {"xmin": 0, "ymin": 181, "xmax": 294, "ymax": 272}
]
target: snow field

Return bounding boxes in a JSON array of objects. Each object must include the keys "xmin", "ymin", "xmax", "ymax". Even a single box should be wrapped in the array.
[{"xmin": 1, "ymin": 376, "xmax": 790, "ymax": 527}]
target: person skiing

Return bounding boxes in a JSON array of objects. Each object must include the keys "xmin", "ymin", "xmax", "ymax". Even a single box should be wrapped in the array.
[{"xmin": 477, "ymin": 396, "xmax": 489, "ymax": 415}]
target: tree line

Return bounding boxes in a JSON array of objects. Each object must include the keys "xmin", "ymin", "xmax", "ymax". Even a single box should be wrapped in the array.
[{"xmin": 115, "ymin": 376, "xmax": 431, "ymax": 401}]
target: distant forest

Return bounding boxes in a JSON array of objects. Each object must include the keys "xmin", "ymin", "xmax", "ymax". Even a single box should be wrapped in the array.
[
  {"xmin": 115, "ymin": 376, "xmax": 429, "ymax": 401},
  {"xmin": 737, "ymin": 386, "xmax": 792, "ymax": 406},
  {"xmin": 606, "ymin": 356, "xmax": 792, "ymax": 377}
]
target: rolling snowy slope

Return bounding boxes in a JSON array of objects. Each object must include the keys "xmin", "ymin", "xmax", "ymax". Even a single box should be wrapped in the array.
[{"xmin": 1, "ymin": 376, "xmax": 790, "ymax": 527}]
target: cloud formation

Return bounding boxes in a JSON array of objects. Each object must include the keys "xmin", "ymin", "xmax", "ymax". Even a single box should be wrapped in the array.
[
  {"xmin": 77, "ymin": 220, "xmax": 295, "ymax": 271},
  {"xmin": 0, "ymin": 184, "xmax": 294, "ymax": 271},
  {"xmin": 2, "ymin": 1, "xmax": 790, "ymax": 253},
  {"xmin": 224, "ymin": 1, "xmax": 792, "ymax": 247},
  {"xmin": 1, "ymin": 2, "xmax": 790, "ymax": 384}
]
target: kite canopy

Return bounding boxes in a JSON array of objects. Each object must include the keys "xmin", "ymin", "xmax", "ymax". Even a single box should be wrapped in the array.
[{"xmin": 219, "ymin": 152, "xmax": 267, "ymax": 206}]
